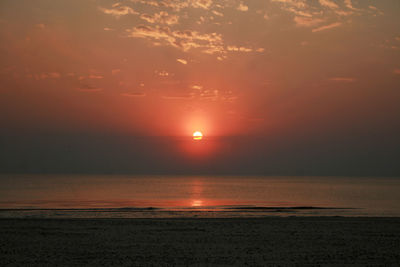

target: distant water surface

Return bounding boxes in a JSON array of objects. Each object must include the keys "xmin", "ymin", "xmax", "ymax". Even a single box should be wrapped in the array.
[{"xmin": 0, "ymin": 175, "xmax": 399, "ymax": 218}]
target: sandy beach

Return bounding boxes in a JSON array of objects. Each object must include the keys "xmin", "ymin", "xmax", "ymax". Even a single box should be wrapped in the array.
[{"xmin": 1, "ymin": 217, "xmax": 399, "ymax": 266}]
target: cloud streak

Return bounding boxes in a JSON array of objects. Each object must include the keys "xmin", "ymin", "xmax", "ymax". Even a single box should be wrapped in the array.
[
  {"xmin": 126, "ymin": 25, "xmax": 224, "ymax": 55},
  {"xmin": 121, "ymin": 92, "xmax": 146, "ymax": 97},
  {"xmin": 312, "ymin": 22, "xmax": 342, "ymax": 32},
  {"xmin": 237, "ymin": 3, "xmax": 248, "ymax": 12},
  {"xmin": 140, "ymin": 11, "xmax": 179, "ymax": 25},
  {"xmin": 319, "ymin": 0, "xmax": 339, "ymax": 9},
  {"xmin": 176, "ymin": 59, "xmax": 188, "ymax": 65},
  {"xmin": 99, "ymin": 5, "xmax": 137, "ymax": 18}
]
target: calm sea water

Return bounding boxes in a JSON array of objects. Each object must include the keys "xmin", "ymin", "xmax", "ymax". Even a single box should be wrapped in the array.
[{"xmin": 0, "ymin": 175, "xmax": 399, "ymax": 218}]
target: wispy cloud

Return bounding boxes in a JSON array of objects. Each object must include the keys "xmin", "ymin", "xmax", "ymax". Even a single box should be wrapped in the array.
[
  {"xmin": 99, "ymin": 5, "xmax": 137, "ymax": 18},
  {"xmin": 126, "ymin": 25, "xmax": 224, "ymax": 55},
  {"xmin": 36, "ymin": 72, "xmax": 61, "ymax": 79},
  {"xmin": 162, "ymin": 94, "xmax": 194, "ymax": 100},
  {"xmin": 176, "ymin": 59, "xmax": 187, "ymax": 65},
  {"xmin": 344, "ymin": 0, "xmax": 358, "ymax": 11},
  {"xmin": 121, "ymin": 92, "xmax": 146, "ymax": 97},
  {"xmin": 312, "ymin": 22, "xmax": 342, "ymax": 32},
  {"xmin": 271, "ymin": 0, "xmax": 306, "ymax": 9},
  {"xmin": 212, "ymin": 10, "xmax": 223, "ymax": 17},
  {"xmin": 294, "ymin": 16, "xmax": 324, "ymax": 27},
  {"xmin": 368, "ymin": 5, "xmax": 383, "ymax": 14},
  {"xmin": 191, "ymin": 0, "xmax": 213, "ymax": 10},
  {"xmin": 88, "ymin": 74, "xmax": 104, "ymax": 79},
  {"xmin": 131, "ymin": 0, "xmax": 213, "ymax": 11},
  {"xmin": 140, "ymin": 11, "xmax": 179, "ymax": 25},
  {"xmin": 227, "ymin": 45, "xmax": 252, "ymax": 52},
  {"xmin": 237, "ymin": 2, "xmax": 248, "ymax": 12},
  {"xmin": 319, "ymin": 0, "xmax": 339, "ymax": 9},
  {"xmin": 272, "ymin": 0, "xmax": 373, "ymax": 29},
  {"xmin": 157, "ymin": 70, "xmax": 171, "ymax": 77},
  {"xmin": 191, "ymin": 85, "xmax": 203, "ymax": 90}
]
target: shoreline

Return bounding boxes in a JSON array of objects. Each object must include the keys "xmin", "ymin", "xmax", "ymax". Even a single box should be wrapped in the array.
[{"xmin": 1, "ymin": 215, "xmax": 400, "ymax": 219}]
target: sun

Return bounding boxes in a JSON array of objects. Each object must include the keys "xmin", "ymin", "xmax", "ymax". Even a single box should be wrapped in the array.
[{"xmin": 192, "ymin": 131, "xmax": 203, "ymax": 140}]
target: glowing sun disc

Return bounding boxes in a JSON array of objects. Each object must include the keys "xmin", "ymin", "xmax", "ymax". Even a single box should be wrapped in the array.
[{"xmin": 192, "ymin": 131, "xmax": 203, "ymax": 140}]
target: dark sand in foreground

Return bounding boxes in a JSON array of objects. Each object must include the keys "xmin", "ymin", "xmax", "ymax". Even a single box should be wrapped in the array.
[{"xmin": 1, "ymin": 217, "xmax": 400, "ymax": 266}]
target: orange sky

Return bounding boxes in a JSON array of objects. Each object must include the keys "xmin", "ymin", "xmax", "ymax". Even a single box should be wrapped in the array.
[{"xmin": 0, "ymin": 0, "xmax": 400, "ymax": 138}]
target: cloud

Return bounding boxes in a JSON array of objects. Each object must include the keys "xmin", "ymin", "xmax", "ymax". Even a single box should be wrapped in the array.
[
  {"xmin": 312, "ymin": 22, "xmax": 342, "ymax": 32},
  {"xmin": 271, "ymin": 0, "xmax": 306, "ymax": 9},
  {"xmin": 319, "ymin": 0, "xmax": 339, "ymax": 9},
  {"xmin": 329, "ymin": 77, "xmax": 356, "ymax": 82},
  {"xmin": 272, "ymin": 0, "xmax": 374, "ymax": 29},
  {"xmin": 88, "ymin": 74, "xmax": 104, "ymax": 79},
  {"xmin": 126, "ymin": 25, "xmax": 224, "ymax": 55},
  {"xmin": 157, "ymin": 70, "xmax": 170, "ymax": 77},
  {"xmin": 140, "ymin": 11, "xmax": 179, "ymax": 25},
  {"xmin": 334, "ymin": 10, "xmax": 353, "ymax": 16},
  {"xmin": 256, "ymin": 10, "xmax": 269, "ymax": 20},
  {"xmin": 131, "ymin": 0, "xmax": 213, "ymax": 11},
  {"xmin": 294, "ymin": 16, "xmax": 324, "ymax": 27},
  {"xmin": 227, "ymin": 45, "xmax": 252, "ymax": 52},
  {"xmin": 212, "ymin": 10, "xmax": 223, "ymax": 17},
  {"xmin": 191, "ymin": 0, "xmax": 213, "ymax": 10},
  {"xmin": 237, "ymin": 3, "xmax": 248, "ymax": 12},
  {"xmin": 344, "ymin": 0, "xmax": 358, "ymax": 10},
  {"xmin": 99, "ymin": 5, "xmax": 137, "ymax": 18},
  {"xmin": 162, "ymin": 94, "xmax": 194, "ymax": 100},
  {"xmin": 200, "ymin": 89, "xmax": 219, "ymax": 100},
  {"xmin": 121, "ymin": 92, "xmax": 146, "ymax": 97},
  {"xmin": 125, "ymin": 10, "xmax": 268, "ymax": 58},
  {"xmin": 368, "ymin": 5, "xmax": 384, "ymax": 16},
  {"xmin": 176, "ymin": 59, "xmax": 187, "ymax": 65},
  {"xmin": 272, "ymin": 0, "xmax": 319, "ymax": 25},
  {"xmin": 130, "ymin": 0, "xmax": 162, "ymax": 8},
  {"xmin": 191, "ymin": 85, "xmax": 203, "ymax": 90},
  {"xmin": 127, "ymin": 25, "xmax": 175, "ymax": 44},
  {"xmin": 37, "ymin": 72, "xmax": 61, "ymax": 79}
]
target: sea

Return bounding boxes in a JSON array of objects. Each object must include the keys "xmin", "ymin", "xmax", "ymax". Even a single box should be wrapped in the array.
[{"xmin": 0, "ymin": 175, "xmax": 399, "ymax": 218}]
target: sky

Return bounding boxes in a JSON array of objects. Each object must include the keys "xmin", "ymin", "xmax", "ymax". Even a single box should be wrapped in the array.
[{"xmin": 0, "ymin": 0, "xmax": 399, "ymax": 175}]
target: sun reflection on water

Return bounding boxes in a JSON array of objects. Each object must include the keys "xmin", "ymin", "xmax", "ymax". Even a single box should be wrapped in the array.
[{"xmin": 191, "ymin": 200, "xmax": 203, "ymax": 207}]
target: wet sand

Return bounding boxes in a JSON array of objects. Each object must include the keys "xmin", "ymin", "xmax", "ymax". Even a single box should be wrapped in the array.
[{"xmin": 1, "ymin": 217, "xmax": 400, "ymax": 266}]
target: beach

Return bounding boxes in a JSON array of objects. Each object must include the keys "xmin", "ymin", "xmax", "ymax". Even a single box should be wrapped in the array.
[{"xmin": 1, "ymin": 217, "xmax": 400, "ymax": 266}]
